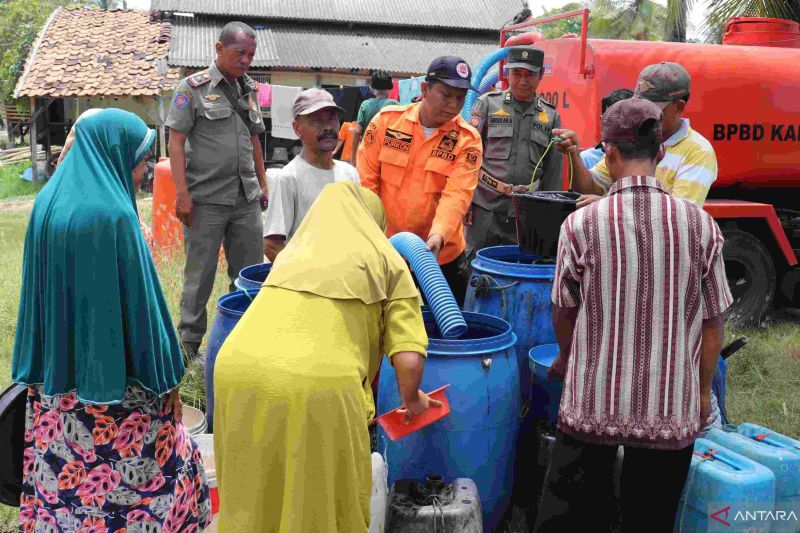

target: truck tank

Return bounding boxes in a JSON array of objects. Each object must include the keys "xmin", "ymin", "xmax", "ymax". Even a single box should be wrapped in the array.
[
  {"xmin": 492, "ymin": 11, "xmax": 800, "ymax": 324},
  {"xmin": 533, "ymin": 37, "xmax": 800, "ymax": 191}
]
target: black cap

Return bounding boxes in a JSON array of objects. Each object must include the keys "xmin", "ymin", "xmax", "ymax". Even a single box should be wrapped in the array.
[
  {"xmin": 425, "ymin": 56, "xmax": 478, "ymax": 91},
  {"xmin": 506, "ymin": 46, "xmax": 544, "ymax": 73},
  {"xmin": 370, "ymin": 70, "xmax": 393, "ymax": 91}
]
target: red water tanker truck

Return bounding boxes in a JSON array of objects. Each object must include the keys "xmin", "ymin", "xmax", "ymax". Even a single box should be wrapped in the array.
[{"xmin": 495, "ymin": 10, "xmax": 800, "ymax": 325}]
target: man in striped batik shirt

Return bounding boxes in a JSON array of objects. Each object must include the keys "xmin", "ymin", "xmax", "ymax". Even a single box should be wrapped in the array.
[{"xmin": 534, "ymin": 98, "xmax": 732, "ymax": 533}]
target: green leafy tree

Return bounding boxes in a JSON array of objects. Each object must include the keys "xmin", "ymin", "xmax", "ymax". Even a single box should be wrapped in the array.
[
  {"xmin": 534, "ymin": 2, "xmax": 585, "ymax": 39},
  {"xmin": 589, "ymin": 0, "xmax": 668, "ymax": 40},
  {"xmin": 534, "ymin": 1, "xmax": 667, "ymax": 41},
  {"xmin": 0, "ymin": 0, "xmax": 70, "ymax": 105}
]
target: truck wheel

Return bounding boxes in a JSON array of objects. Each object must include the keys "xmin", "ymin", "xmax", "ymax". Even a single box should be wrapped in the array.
[{"xmin": 722, "ymin": 229, "xmax": 775, "ymax": 326}]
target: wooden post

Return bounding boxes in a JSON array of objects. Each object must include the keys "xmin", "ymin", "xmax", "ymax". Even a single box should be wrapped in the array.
[
  {"xmin": 29, "ymin": 97, "xmax": 38, "ymax": 182},
  {"xmin": 158, "ymin": 96, "xmax": 167, "ymax": 158}
]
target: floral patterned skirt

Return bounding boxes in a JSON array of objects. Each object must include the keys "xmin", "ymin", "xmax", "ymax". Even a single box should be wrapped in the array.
[{"xmin": 19, "ymin": 384, "xmax": 211, "ymax": 533}]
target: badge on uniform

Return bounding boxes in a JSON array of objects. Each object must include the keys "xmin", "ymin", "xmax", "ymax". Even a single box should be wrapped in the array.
[
  {"xmin": 465, "ymin": 149, "xmax": 480, "ymax": 170},
  {"xmin": 173, "ymin": 89, "xmax": 191, "ymax": 110},
  {"xmin": 203, "ymin": 94, "xmax": 222, "ymax": 102},
  {"xmin": 538, "ymin": 109, "xmax": 549, "ymax": 124},
  {"xmin": 492, "ymin": 108, "xmax": 511, "ymax": 116}
]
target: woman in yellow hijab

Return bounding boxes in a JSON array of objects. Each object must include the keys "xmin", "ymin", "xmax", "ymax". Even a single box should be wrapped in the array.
[{"xmin": 213, "ymin": 182, "xmax": 438, "ymax": 532}]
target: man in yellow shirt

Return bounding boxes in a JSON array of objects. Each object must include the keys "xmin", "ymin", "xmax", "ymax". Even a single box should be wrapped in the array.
[
  {"xmin": 357, "ymin": 56, "xmax": 483, "ymax": 305},
  {"xmin": 554, "ymin": 62, "xmax": 717, "ymax": 207}
]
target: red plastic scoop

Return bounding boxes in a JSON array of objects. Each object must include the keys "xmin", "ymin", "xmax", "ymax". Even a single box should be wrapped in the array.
[{"xmin": 375, "ymin": 385, "xmax": 451, "ymax": 441}]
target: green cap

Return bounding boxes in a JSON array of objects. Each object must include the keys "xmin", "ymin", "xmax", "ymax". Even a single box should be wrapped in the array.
[
  {"xmin": 505, "ymin": 46, "xmax": 544, "ymax": 73},
  {"xmin": 634, "ymin": 62, "xmax": 691, "ymax": 108}
]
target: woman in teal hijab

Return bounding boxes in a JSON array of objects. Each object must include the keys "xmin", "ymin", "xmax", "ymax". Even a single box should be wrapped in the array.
[{"xmin": 13, "ymin": 109, "xmax": 211, "ymax": 532}]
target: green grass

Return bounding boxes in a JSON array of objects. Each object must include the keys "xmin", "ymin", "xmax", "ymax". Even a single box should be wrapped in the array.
[
  {"xmin": 0, "ymin": 196, "xmax": 799, "ymax": 531},
  {"xmin": 725, "ymin": 316, "xmax": 800, "ymax": 436},
  {"xmin": 0, "ymin": 163, "xmax": 43, "ymax": 200}
]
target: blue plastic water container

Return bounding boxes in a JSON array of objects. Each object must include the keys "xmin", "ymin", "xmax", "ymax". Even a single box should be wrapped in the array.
[
  {"xmin": 204, "ymin": 288, "xmax": 259, "ymax": 432},
  {"xmin": 377, "ymin": 309, "xmax": 519, "ymax": 532},
  {"xmin": 528, "ymin": 344, "xmax": 564, "ymax": 425},
  {"xmin": 464, "ymin": 245, "xmax": 556, "ymax": 403},
  {"xmin": 707, "ymin": 424, "xmax": 800, "ymax": 532},
  {"xmin": 234, "ymin": 262, "xmax": 272, "ymax": 291},
  {"xmin": 675, "ymin": 438, "xmax": 776, "ymax": 533}
]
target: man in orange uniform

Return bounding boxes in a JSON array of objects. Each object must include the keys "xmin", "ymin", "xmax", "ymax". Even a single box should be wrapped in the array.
[{"xmin": 357, "ymin": 56, "xmax": 483, "ymax": 305}]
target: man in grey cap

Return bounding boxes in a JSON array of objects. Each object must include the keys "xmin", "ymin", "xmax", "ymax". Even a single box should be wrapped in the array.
[
  {"xmin": 166, "ymin": 21, "xmax": 267, "ymax": 360},
  {"xmin": 555, "ymin": 61, "xmax": 717, "ymax": 208},
  {"xmin": 263, "ymin": 88, "xmax": 360, "ymax": 261},
  {"xmin": 466, "ymin": 45, "xmax": 563, "ymax": 258}
]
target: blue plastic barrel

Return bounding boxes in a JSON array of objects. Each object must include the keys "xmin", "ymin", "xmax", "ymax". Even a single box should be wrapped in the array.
[
  {"xmin": 707, "ymin": 425, "xmax": 800, "ymax": 532},
  {"xmin": 675, "ymin": 438, "xmax": 776, "ymax": 532},
  {"xmin": 204, "ymin": 289, "xmax": 259, "ymax": 432},
  {"xmin": 234, "ymin": 262, "xmax": 272, "ymax": 291},
  {"xmin": 529, "ymin": 344, "xmax": 564, "ymax": 425},
  {"xmin": 464, "ymin": 245, "xmax": 555, "ymax": 405},
  {"xmin": 377, "ymin": 309, "xmax": 519, "ymax": 532}
]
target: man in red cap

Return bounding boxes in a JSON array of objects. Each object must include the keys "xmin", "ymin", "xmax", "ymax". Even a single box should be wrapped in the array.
[{"xmin": 537, "ymin": 98, "xmax": 731, "ymax": 533}]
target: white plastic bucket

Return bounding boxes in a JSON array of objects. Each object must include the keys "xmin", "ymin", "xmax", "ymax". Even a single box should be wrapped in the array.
[
  {"xmin": 193, "ymin": 433, "xmax": 219, "ymax": 515},
  {"xmin": 183, "ymin": 405, "xmax": 207, "ymax": 436}
]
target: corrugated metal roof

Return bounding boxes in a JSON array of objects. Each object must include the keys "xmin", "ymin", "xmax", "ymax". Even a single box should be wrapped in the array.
[
  {"xmin": 168, "ymin": 17, "xmax": 499, "ymax": 74},
  {"xmin": 170, "ymin": 16, "xmax": 280, "ymax": 67},
  {"xmin": 152, "ymin": 0, "xmax": 521, "ymax": 31}
]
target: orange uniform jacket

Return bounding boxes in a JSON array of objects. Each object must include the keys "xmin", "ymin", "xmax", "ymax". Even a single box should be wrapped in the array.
[{"xmin": 356, "ymin": 103, "xmax": 483, "ymax": 265}]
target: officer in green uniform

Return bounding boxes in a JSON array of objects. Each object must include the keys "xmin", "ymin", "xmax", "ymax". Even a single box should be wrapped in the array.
[
  {"xmin": 465, "ymin": 46, "xmax": 562, "ymax": 259},
  {"xmin": 166, "ymin": 21, "xmax": 268, "ymax": 359}
]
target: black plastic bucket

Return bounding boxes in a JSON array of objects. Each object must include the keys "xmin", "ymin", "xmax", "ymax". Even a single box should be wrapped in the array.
[{"xmin": 512, "ymin": 191, "xmax": 580, "ymax": 258}]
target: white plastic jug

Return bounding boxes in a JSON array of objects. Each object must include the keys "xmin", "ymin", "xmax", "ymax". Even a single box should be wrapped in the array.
[{"xmin": 370, "ymin": 452, "xmax": 388, "ymax": 533}]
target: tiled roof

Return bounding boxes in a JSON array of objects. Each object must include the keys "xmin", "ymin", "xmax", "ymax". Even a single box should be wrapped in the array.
[
  {"xmin": 15, "ymin": 7, "xmax": 180, "ymax": 98},
  {"xmin": 151, "ymin": 0, "xmax": 520, "ymax": 31},
  {"xmin": 169, "ymin": 17, "xmax": 500, "ymax": 74}
]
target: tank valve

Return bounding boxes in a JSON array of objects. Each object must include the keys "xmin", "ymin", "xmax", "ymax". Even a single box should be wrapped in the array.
[{"xmin": 482, "ymin": 356, "xmax": 493, "ymax": 369}]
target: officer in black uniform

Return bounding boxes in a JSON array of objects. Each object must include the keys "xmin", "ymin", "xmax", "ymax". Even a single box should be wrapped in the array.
[{"xmin": 466, "ymin": 46, "xmax": 562, "ymax": 259}]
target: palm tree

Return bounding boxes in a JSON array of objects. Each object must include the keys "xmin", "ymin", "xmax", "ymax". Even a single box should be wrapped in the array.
[{"xmin": 589, "ymin": 0, "xmax": 668, "ymax": 41}]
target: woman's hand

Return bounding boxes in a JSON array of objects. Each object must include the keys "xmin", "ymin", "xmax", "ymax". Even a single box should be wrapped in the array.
[
  {"xmin": 165, "ymin": 388, "xmax": 183, "ymax": 423},
  {"xmin": 398, "ymin": 390, "xmax": 443, "ymax": 425}
]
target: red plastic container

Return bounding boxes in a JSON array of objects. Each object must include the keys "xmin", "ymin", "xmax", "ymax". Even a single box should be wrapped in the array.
[{"xmin": 375, "ymin": 385, "xmax": 451, "ymax": 441}]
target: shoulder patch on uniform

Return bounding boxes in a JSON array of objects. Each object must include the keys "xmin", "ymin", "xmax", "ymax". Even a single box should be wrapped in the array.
[
  {"xmin": 172, "ymin": 88, "xmax": 192, "ymax": 110},
  {"xmin": 187, "ymin": 71, "xmax": 211, "ymax": 87},
  {"xmin": 469, "ymin": 114, "xmax": 484, "ymax": 130},
  {"xmin": 364, "ymin": 121, "xmax": 377, "ymax": 147}
]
